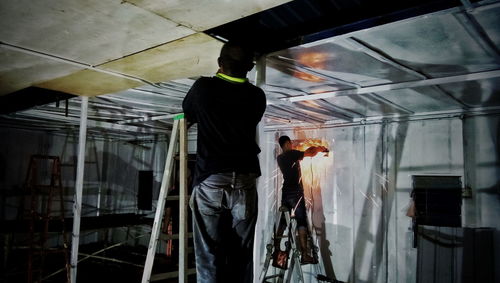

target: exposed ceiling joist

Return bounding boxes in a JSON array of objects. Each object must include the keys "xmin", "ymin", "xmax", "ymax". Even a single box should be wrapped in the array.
[
  {"xmin": 286, "ymin": 69, "xmax": 500, "ymax": 102},
  {"xmin": 117, "ymin": 114, "xmax": 180, "ymax": 125},
  {"xmin": 15, "ymin": 110, "xmax": 167, "ymax": 133},
  {"xmin": 343, "ymin": 37, "xmax": 471, "ymax": 109},
  {"xmin": 453, "ymin": 12, "xmax": 500, "ymax": 63},
  {"xmin": 367, "ymin": 93, "xmax": 415, "ymax": 114}
]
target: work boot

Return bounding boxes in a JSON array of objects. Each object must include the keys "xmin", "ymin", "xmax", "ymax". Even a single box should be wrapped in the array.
[{"xmin": 298, "ymin": 229, "xmax": 318, "ymax": 265}]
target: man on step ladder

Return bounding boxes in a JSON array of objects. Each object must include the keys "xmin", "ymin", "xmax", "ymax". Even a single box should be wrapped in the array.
[{"xmin": 274, "ymin": 136, "xmax": 328, "ymax": 266}]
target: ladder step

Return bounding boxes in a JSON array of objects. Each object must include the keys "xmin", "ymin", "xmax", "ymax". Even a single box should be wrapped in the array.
[
  {"xmin": 160, "ymin": 232, "xmax": 193, "ymax": 240},
  {"xmin": 274, "ymin": 235, "xmax": 289, "ymax": 239},
  {"xmin": 265, "ymin": 274, "xmax": 284, "ymax": 280},
  {"xmin": 166, "ymin": 195, "xmax": 191, "ymax": 201},
  {"xmin": 150, "ymin": 268, "xmax": 196, "ymax": 281}
]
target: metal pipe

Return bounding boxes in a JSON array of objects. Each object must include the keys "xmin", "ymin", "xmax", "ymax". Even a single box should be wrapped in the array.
[
  {"xmin": 255, "ymin": 55, "xmax": 267, "ymax": 146},
  {"xmin": 70, "ymin": 96, "xmax": 88, "ymax": 283},
  {"xmin": 117, "ymin": 113, "xmax": 180, "ymax": 125}
]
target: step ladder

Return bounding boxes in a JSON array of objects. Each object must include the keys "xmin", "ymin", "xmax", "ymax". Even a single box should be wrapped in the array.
[
  {"xmin": 24, "ymin": 155, "xmax": 70, "ymax": 283},
  {"xmin": 260, "ymin": 206, "xmax": 342, "ymax": 283},
  {"xmin": 260, "ymin": 206, "xmax": 307, "ymax": 283},
  {"xmin": 141, "ymin": 114, "xmax": 193, "ymax": 283}
]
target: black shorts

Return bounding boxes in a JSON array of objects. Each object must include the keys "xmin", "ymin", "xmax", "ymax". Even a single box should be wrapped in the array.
[{"xmin": 281, "ymin": 191, "xmax": 307, "ymax": 229}]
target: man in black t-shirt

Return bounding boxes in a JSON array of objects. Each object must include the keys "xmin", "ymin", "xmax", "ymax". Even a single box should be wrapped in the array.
[
  {"xmin": 182, "ymin": 41, "xmax": 266, "ymax": 283},
  {"xmin": 274, "ymin": 135, "xmax": 327, "ymax": 266}
]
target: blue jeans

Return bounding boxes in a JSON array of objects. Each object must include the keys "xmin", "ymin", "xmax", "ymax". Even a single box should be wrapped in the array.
[{"xmin": 190, "ymin": 172, "xmax": 258, "ymax": 283}]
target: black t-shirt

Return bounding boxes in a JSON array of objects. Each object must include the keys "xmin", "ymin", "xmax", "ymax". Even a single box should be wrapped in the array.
[
  {"xmin": 182, "ymin": 76, "xmax": 267, "ymax": 186},
  {"xmin": 277, "ymin": 150, "xmax": 305, "ymax": 193}
]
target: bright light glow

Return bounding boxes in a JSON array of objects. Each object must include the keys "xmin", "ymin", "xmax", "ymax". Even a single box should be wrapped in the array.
[
  {"xmin": 293, "ymin": 138, "xmax": 333, "ymax": 208},
  {"xmin": 294, "ymin": 71, "xmax": 324, "ymax": 82},
  {"xmin": 293, "ymin": 52, "xmax": 329, "ymax": 82}
]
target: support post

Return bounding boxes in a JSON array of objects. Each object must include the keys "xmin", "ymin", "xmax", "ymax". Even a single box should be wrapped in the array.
[
  {"xmin": 255, "ymin": 55, "xmax": 266, "ymax": 88},
  {"xmin": 70, "ymin": 96, "xmax": 89, "ymax": 283},
  {"xmin": 255, "ymin": 54, "xmax": 266, "ymax": 146},
  {"xmin": 179, "ymin": 116, "xmax": 188, "ymax": 283},
  {"xmin": 141, "ymin": 117, "xmax": 180, "ymax": 283},
  {"xmin": 254, "ymin": 54, "xmax": 267, "ymax": 277}
]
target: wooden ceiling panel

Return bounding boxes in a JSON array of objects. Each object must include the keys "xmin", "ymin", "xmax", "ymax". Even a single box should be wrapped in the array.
[
  {"xmin": 100, "ymin": 33, "xmax": 223, "ymax": 83},
  {"xmin": 0, "ymin": 0, "xmax": 195, "ymax": 66},
  {"xmin": 126, "ymin": 0, "xmax": 292, "ymax": 31},
  {"xmin": 35, "ymin": 70, "xmax": 143, "ymax": 97},
  {"xmin": 35, "ymin": 33, "xmax": 222, "ymax": 96},
  {"xmin": 0, "ymin": 49, "xmax": 83, "ymax": 96}
]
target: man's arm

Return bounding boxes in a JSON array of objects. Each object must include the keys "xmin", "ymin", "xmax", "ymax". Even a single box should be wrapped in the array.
[{"xmin": 304, "ymin": 146, "xmax": 328, "ymax": 157}]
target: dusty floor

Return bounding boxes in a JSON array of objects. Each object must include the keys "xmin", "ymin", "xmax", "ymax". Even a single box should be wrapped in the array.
[{"xmin": 1, "ymin": 243, "xmax": 196, "ymax": 283}]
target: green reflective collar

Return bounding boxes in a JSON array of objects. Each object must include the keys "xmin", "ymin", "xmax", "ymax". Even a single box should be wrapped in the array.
[{"xmin": 216, "ymin": 73, "xmax": 248, "ymax": 84}]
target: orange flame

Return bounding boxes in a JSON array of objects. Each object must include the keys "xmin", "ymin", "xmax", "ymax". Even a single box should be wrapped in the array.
[{"xmin": 292, "ymin": 52, "xmax": 329, "ymax": 82}]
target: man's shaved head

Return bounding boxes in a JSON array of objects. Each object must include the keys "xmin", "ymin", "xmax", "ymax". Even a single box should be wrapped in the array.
[{"xmin": 218, "ymin": 41, "xmax": 255, "ymax": 77}]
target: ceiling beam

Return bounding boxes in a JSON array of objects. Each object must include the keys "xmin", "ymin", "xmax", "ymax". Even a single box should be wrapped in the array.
[
  {"xmin": 453, "ymin": 11, "xmax": 500, "ymax": 63},
  {"xmin": 286, "ymin": 69, "xmax": 500, "ymax": 103},
  {"xmin": 264, "ymin": 84, "xmax": 360, "ymax": 120},
  {"xmin": 366, "ymin": 93, "xmax": 415, "ymax": 114},
  {"xmin": 267, "ymin": 105, "xmax": 325, "ymax": 124},
  {"xmin": 263, "ymin": 84, "xmax": 363, "ymax": 117},
  {"xmin": 343, "ymin": 37, "xmax": 470, "ymax": 109},
  {"xmin": 100, "ymin": 95, "xmax": 182, "ymax": 110},
  {"xmin": 0, "ymin": 87, "xmax": 75, "ymax": 115},
  {"xmin": 14, "ymin": 110, "xmax": 167, "ymax": 133},
  {"xmin": 117, "ymin": 114, "xmax": 180, "ymax": 125}
]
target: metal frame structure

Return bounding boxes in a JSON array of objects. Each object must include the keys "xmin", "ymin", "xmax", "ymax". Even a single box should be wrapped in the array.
[
  {"xmin": 66, "ymin": 96, "xmax": 191, "ymax": 282},
  {"xmin": 284, "ymin": 69, "xmax": 500, "ymax": 103},
  {"xmin": 1, "ymin": 1, "xmax": 499, "ymax": 132}
]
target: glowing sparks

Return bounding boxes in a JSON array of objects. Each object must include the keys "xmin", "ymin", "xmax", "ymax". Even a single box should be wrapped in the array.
[
  {"xmin": 305, "ymin": 196, "xmax": 313, "ymax": 207},
  {"xmin": 294, "ymin": 72, "xmax": 324, "ymax": 82},
  {"xmin": 374, "ymin": 173, "xmax": 389, "ymax": 193},
  {"xmin": 358, "ymin": 189, "xmax": 380, "ymax": 208},
  {"xmin": 293, "ymin": 138, "xmax": 333, "ymax": 209},
  {"xmin": 291, "ymin": 195, "xmax": 304, "ymax": 217}
]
